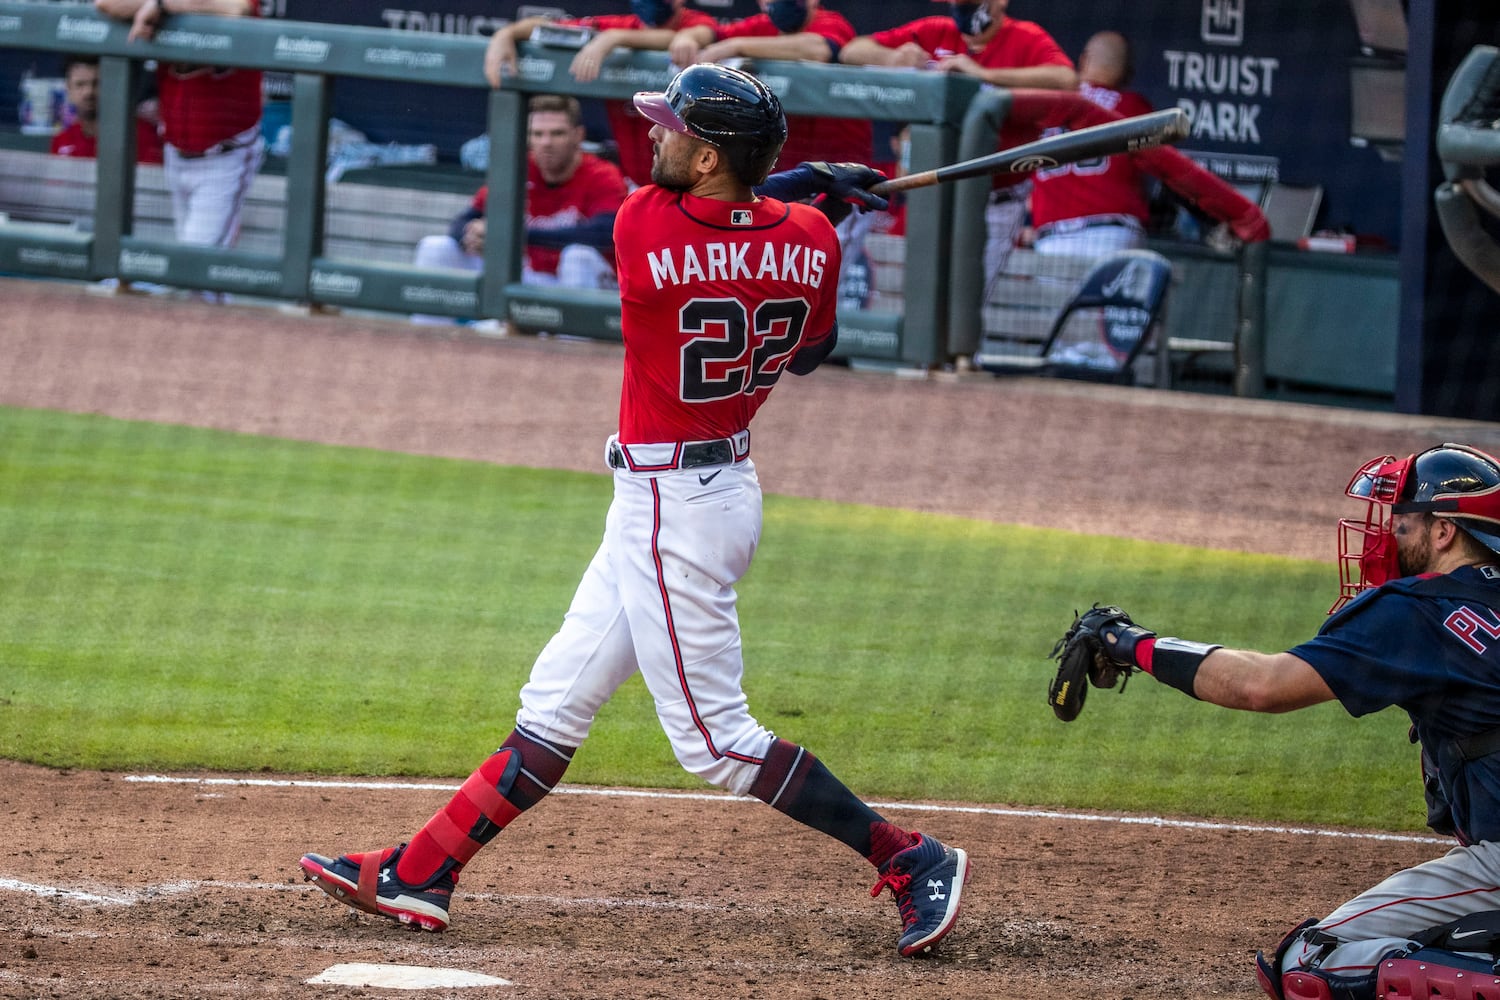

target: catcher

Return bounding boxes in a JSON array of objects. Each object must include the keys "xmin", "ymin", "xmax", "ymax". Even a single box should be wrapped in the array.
[{"xmin": 1049, "ymin": 443, "xmax": 1500, "ymax": 1000}]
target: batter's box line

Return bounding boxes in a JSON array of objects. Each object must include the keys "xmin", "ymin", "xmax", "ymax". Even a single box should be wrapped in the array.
[{"xmin": 123, "ymin": 773, "xmax": 1452, "ymax": 846}]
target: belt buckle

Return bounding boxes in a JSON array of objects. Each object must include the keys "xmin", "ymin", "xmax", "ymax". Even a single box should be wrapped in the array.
[{"xmin": 681, "ymin": 440, "xmax": 731, "ymax": 469}]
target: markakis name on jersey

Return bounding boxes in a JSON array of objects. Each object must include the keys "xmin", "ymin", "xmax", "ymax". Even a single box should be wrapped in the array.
[{"xmin": 646, "ymin": 243, "xmax": 828, "ymax": 291}]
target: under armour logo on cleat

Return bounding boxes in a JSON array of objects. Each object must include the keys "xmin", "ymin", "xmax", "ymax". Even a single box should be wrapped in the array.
[{"xmin": 927, "ymin": 878, "xmax": 947, "ymax": 901}]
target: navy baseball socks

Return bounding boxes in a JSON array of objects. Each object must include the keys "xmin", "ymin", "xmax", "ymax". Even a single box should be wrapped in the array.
[
  {"xmin": 301, "ymin": 729, "xmax": 575, "ymax": 931},
  {"xmin": 748, "ymin": 738, "xmax": 970, "ymax": 956}
]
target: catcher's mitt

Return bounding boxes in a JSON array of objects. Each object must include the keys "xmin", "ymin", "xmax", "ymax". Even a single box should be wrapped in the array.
[{"xmin": 1047, "ymin": 605, "xmax": 1152, "ymax": 722}]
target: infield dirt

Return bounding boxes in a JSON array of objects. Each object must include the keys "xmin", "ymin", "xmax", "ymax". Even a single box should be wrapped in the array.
[{"xmin": 0, "ymin": 278, "xmax": 1489, "ymax": 999}]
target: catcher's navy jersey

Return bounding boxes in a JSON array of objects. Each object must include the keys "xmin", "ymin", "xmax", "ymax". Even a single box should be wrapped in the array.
[{"xmin": 1292, "ymin": 564, "xmax": 1500, "ymax": 842}]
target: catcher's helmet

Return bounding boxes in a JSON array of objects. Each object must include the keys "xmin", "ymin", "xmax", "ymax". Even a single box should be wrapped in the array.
[
  {"xmin": 633, "ymin": 64, "xmax": 787, "ymax": 186},
  {"xmin": 1335, "ymin": 443, "xmax": 1500, "ymax": 609}
]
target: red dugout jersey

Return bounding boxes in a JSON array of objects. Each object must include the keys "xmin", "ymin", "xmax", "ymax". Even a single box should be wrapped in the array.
[
  {"xmin": 869, "ymin": 16, "xmax": 967, "ymax": 62},
  {"xmin": 612, "ymin": 186, "xmax": 841, "ymax": 444},
  {"xmin": 973, "ymin": 16, "xmax": 1075, "ymax": 167},
  {"xmin": 1029, "ymin": 83, "xmax": 1153, "ymax": 229},
  {"xmin": 473, "ymin": 153, "xmax": 628, "ymax": 274},
  {"xmin": 155, "ymin": 7, "xmax": 262, "ymax": 153},
  {"xmin": 566, "ymin": 11, "xmax": 720, "ymax": 186},
  {"xmin": 51, "ymin": 117, "xmax": 165, "ymax": 164},
  {"xmin": 713, "ymin": 10, "xmax": 872, "ymax": 168}
]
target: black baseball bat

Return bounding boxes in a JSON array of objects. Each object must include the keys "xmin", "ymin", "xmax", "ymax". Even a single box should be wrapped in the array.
[{"xmin": 870, "ymin": 107, "xmax": 1190, "ymax": 195}]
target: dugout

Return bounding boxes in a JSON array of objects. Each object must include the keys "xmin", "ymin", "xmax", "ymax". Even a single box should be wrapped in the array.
[{"xmin": 0, "ymin": 3, "xmax": 975, "ymax": 370}]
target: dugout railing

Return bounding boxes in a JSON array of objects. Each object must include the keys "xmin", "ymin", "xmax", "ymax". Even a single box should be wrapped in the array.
[{"xmin": 0, "ymin": 2, "xmax": 979, "ymax": 369}]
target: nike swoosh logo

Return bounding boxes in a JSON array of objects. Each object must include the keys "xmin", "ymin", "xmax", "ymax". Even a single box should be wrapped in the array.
[
  {"xmin": 698, "ymin": 470, "xmax": 722, "ymax": 486},
  {"xmin": 1451, "ymin": 928, "xmax": 1489, "ymax": 939}
]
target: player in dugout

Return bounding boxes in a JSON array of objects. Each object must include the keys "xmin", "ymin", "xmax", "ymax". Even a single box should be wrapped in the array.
[
  {"xmin": 300, "ymin": 64, "xmax": 970, "ymax": 960},
  {"xmin": 409, "ymin": 94, "xmax": 628, "ymax": 324},
  {"xmin": 50, "ymin": 55, "xmax": 165, "ymax": 164},
  {"xmin": 667, "ymin": 0, "xmax": 873, "ymax": 171},
  {"xmin": 484, "ymin": 1, "xmax": 721, "ymax": 188},
  {"xmin": 838, "ymin": 0, "xmax": 1076, "ymax": 292},
  {"xmin": 1049, "ymin": 443, "xmax": 1500, "ymax": 1000}
]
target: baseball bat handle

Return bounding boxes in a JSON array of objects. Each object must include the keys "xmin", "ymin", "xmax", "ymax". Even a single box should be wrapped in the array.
[{"xmin": 868, "ymin": 108, "xmax": 1190, "ymax": 196}]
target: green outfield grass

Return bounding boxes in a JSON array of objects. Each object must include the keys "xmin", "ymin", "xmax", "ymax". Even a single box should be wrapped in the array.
[{"xmin": 0, "ymin": 406, "xmax": 1422, "ymax": 831}]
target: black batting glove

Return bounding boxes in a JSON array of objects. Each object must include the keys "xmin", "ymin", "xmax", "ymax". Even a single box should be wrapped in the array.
[
  {"xmin": 804, "ymin": 162, "xmax": 890, "ymax": 213},
  {"xmin": 754, "ymin": 162, "xmax": 890, "ymax": 221}
]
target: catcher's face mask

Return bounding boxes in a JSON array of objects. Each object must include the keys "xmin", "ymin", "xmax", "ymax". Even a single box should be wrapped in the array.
[{"xmin": 1334, "ymin": 453, "xmax": 1413, "ymax": 613}]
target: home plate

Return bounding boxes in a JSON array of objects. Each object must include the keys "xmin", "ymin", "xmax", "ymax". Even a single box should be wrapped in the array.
[{"xmin": 308, "ymin": 963, "xmax": 512, "ymax": 989}]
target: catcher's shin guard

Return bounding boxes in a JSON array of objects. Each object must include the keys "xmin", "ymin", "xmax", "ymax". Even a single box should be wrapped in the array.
[
  {"xmin": 395, "ymin": 747, "xmax": 523, "ymax": 886},
  {"xmin": 1255, "ymin": 917, "xmax": 1380, "ymax": 1000},
  {"xmin": 1378, "ymin": 949, "xmax": 1500, "ymax": 1000}
]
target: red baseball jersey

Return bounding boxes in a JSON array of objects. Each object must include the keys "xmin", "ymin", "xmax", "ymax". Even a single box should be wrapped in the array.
[
  {"xmin": 612, "ymin": 185, "xmax": 840, "ymax": 443},
  {"xmin": 51, "ymin": 117, "xmax": 165, "ymax": 164},
  {"xmin": 973, "ymin": 17, "xmax": 1074, "ymax": 189},
  {"xmin": 713, "ymin": 10, "xmax": 872, "ymax": 168},
  {"xmin": 473, "ymin": 153, "xmax": 628, "ymax": 274},
  {"xmin": 1029, "ymin": 83, "xmax": 1153, "ymax": 229},
  {"xmin": 567, "ymin": 11, "xmax": 720, "ymax": 186},
  {"xmin": 869, "ymin": 15, "xmax": 967, "ymax": 62},
  {"xmin": 153, "ymin": 7, "xmax": 261, "ymax": 153}
]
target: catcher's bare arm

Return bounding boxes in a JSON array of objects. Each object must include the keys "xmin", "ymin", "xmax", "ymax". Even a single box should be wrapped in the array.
[{"xmin": 1048, "ymin": 605, "xmax": 1334, "ymax": 720}]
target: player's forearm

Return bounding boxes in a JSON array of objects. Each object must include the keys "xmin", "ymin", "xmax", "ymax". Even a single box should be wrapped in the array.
[
  {"xmin": 981, "ymin": 64, "xmax": 1079, "ymax": 90},
  {"xmin": 594, "ymin": 27, "xmax": 679, "ymax": 52},
  {"xmin": 727, "ymin": 33, "xmax": 835, "ymax": 63},
  {"xmin": 500, "ymin": 16, "xmax": 553, "ymax": 44},
  {"xmin": 95, "ymin": 0, "xmax": 149, "ymax": 18},
  {"xmin": 525, "ymin": 213, "xmax": 617, "ymax": 251},
  {"xmin": 1178, "ymin": 648, "xmax": 1333, "ymax": 713},
  {"xmin": 837, "ymin": 38, "xmax": 902, "ymax": 67}
]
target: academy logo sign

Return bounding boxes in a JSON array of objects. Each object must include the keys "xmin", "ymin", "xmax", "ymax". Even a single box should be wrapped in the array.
[
  {"xmin": 311, "ymin": 270, "xmax": 362, "ymax": 297},
  {"xmin": 364, "ymin": 46, "xmax": 446, "ymax": 71},
  {"xmin": 56, "ymin": 15, "xmax": 109, "ymax": 44},
  {"xmin": 119, "ymin": 250, "xmax": 169, "ymax": 278},
  {"xmin": 275, "ymin": 35, "xmax": 331, "ymax": 63}
]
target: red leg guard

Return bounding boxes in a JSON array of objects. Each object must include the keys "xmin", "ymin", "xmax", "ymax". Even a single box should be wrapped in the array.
[
  {"xmin": 1379, "ymin": 955, "xmax": 1500, "ymax": 1000},
  {"xmin": 395, "ymin": 747, "xmax": 522, "ymax": 885}
]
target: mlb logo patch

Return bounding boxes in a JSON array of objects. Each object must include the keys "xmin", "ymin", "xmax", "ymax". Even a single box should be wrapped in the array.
[{"xmin": 731, "ymin": 209, "xmax": 754, "ymax": 226}]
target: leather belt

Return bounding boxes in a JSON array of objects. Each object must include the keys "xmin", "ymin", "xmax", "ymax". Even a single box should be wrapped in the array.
[
  {"xmin": 607, "ymin": 432, "xmax": 749, "ymax": 472},
  {"xmin": 173, "ymin": 131, "xmax": 259, "ymax": 160},
  {"xmin": 1034, "ymin": 214, "xmax": 1145, "ymax": 240}
]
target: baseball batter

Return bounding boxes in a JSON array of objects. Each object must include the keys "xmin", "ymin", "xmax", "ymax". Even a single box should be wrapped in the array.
[
  {"xmin": 301, "ymin": 64, "xmax": 969, "ymax": 959},
  {"xmin": 95, "ymin": 0, "xmax": 263, "ymax": 249},
  {"xmin": 1049, "ymin": 443, "xmax": 1500, "ymax": 1000}
]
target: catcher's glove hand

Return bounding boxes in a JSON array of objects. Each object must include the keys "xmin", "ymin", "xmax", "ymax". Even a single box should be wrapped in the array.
[{"xmin": 1047, "ymin": 605, "xmax": 1154, "ymax": 722}]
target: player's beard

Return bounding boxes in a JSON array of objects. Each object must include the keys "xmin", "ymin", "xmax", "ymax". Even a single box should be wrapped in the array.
[
  {"xmin": 651, "ymin": 142, "xmax": 696, "ymax": 192},
  {"xmin": 1395, "ymin": 517, "xmax": 1434, "ymax": 578}
]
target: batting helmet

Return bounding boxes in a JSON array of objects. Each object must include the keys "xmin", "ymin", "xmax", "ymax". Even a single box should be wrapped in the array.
[
  {"xmin": 1335, "ymin": 443, "xmax": 1500, "ymax": 609},
  {"xmin": 633, "ymin": 64, "xmax": 788, "ymax": 186}
]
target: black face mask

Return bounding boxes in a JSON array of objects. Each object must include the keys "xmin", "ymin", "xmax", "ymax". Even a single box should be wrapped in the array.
[
  {"xmin": 968, "ymin": 4, "xmax": 993, "ymax": 34},
  {"xmin": 767, "ymin": 0, "xmax": 807, "ymax": 34},
  {"xmin": 631, "ymin": 0, "xmax": 674, "ymax": 28},
  {"xmin": 951, "ymin": 2, "xmax": 982, "ymax": 33}
]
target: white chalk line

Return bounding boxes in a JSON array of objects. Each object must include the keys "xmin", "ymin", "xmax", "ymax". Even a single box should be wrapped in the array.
[
  {"xmin": 123, "ymin": 771, "xmax": 1451, "ymax": 845},
  {"xmin": 2, "ymin": 773, "xmax": 1448, "ymax": 909}
]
